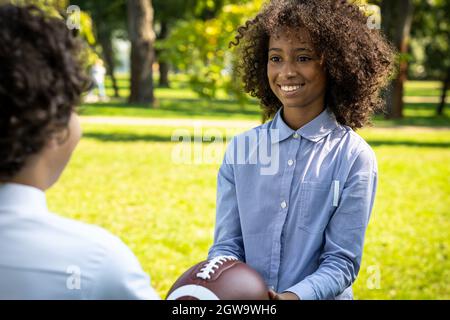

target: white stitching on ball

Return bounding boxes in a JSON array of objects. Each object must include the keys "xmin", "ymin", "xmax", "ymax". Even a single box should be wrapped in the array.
[{"xmin": 196, "ymin": 256, "xmax": 238, "ymax": 280}]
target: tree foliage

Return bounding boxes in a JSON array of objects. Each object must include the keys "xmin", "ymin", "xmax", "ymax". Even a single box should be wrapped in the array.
[
  {"xmin": 410, "ymin": 0, "xmax": 450, "ymax": 79},
  {"xmin": 159, "ymin": 0, "xmax": 262, "ymax": 103}
]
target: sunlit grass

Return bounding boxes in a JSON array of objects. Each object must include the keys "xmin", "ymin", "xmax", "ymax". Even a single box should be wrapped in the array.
[
  {"xmin": 45, "ymin": 76, "xmax": 450, "ymax": 299},
  {"xmin": 46, "ymin": 123, "xmax": 450, "ymax": 299},
  {"xmin": 404, "ymin": 81, "xmax": 450, "ymax": 97}
]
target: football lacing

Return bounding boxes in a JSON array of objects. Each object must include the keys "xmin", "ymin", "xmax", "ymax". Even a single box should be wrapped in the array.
[{"xmin": 196, "ymin": 256, "xmax": 238, "ymax": 280}]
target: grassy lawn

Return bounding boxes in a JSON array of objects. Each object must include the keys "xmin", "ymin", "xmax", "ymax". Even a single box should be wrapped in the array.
[
  {"xmin": 404, "ymin": 81, "xmax": 450, "ymax": 97},
  {"xmin": 44, "ymin": 77, "xmax": 450, "ymax": 299},
  {"xmin": 46, "ymin": 122, "xmax": 450, "ymax": 299}
]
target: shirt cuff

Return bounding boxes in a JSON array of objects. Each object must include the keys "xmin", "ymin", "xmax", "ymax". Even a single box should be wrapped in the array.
[{"xmin": 286, "ymin": 280, "xmax": 317, "ymax": 300}]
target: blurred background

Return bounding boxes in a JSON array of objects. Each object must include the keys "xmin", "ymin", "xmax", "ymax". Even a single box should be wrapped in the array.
[{"xmin": 3, "ymin": 0, "xmax": 449, "ymax": 299}]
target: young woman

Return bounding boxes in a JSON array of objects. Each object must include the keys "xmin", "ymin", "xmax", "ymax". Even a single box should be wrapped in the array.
[{"xmin": 208, "ymin": 0, "xmax": 395, "ymax": 300}]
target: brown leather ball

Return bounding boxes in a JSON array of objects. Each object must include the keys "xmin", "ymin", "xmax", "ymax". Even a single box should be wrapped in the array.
[{"xmin": 166, "ymin": 256, "xmax": 269, "ymax": 300}]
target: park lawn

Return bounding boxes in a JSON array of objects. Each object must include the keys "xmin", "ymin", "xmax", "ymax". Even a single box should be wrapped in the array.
[
  {"xmin": 404, "ymin": 81, "xmax": 450, "ymax": 97},
  {"xmin": 46, "ymin": 123, "xmax": 450, "ymax": 299}
]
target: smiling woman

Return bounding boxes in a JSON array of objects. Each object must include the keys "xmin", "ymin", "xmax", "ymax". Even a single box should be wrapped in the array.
[
  {"xmin": 267, "ymin": 27, "xmax": 327, "ymax": 129},
  {"xmin": 230, "ymin": 0, "xmax": 395, "ymax": 129},
  {"xmin": 207, "ymin": 0, "xmax": 398, "ymax": 301}
]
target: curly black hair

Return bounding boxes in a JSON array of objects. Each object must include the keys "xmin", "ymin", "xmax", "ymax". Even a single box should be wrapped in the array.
[
  {"xmin": 231, "ymin": 0, "xmax": 396, "ymax": 129},
  {"xmin": 0, "ymin": 4, "xmax": 89, "ymax": 181}
]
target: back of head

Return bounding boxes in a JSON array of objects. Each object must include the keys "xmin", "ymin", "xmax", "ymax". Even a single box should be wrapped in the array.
[{"xmin": 0, "ymin": 4, "xmax": 88, "ymax": 181}]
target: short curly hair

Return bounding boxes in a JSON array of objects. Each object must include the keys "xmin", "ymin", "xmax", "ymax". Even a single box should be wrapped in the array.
[
  {"xmin": 0, "ymin": 4, "xmax": 88, "ymax": 181},
  {"xmin": 231, "ymin": 0, "xmax": 395, "ymax": 129}
]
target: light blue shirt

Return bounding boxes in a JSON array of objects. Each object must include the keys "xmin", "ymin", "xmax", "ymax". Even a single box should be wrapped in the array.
[
  {"xmin": 0, "ymin": 183, "xmax": 160, "ymax": 300},
  {"xmin": 208, "ymin": 108, "xmax": 378, "ymax": 300}
]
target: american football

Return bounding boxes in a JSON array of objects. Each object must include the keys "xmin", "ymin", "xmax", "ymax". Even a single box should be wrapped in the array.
[{"xmin": 166, "ymin": 256, "xmax": 269, "ymax": 300}]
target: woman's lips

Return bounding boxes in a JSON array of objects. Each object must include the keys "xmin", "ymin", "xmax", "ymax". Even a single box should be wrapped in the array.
[{"xmin": 278, "ymin": 83, "xmax": 305, "ymax": 96}]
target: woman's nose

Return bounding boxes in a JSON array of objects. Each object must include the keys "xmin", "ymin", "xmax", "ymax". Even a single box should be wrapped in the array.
[{"xmin": 281, "ymin": 62, "xmax": 298, "ymax": 78}]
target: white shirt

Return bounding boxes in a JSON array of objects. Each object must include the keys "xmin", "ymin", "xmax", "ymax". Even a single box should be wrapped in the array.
[
  {"xmin": 91, "ymin": 64, "xmax": 106, "ymax": 84},
  {"xmin": 0, "ymin": 183, "xmax": 160, "ymax": 300}
]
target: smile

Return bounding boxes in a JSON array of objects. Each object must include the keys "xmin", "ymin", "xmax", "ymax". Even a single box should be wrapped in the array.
[{"xmin": 278, "ymin": 84, "xmax": 305, "ymax": 93}]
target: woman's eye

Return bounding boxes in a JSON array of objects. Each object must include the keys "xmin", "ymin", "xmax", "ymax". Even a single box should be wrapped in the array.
[
  {"xmin": 297, "ymin": 56, "xmax": 312, "ymax": 62},
  {"xmin": 270, "ymin": 56, "xmax": 281, "ymax": 62}
]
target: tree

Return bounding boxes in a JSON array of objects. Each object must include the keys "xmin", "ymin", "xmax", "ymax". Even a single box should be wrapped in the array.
[
  {"xmin": 410, "ymin": 0, "xmax": 449, "ymax": 115},
  {"xmin": 152, "ymin": 0, "xmax": 231, "ymax": 88},
  {"xmin": 74, "ymin": 0, "xmax": 126, "ymax": 98},
  {"xmin": 159, "ymin": 0, "xmax": 261, "ymax": 102},
  {"xmin": 127, "ymin": 0, "xmax": 156, "ymax": 105},
  {"xmin": 380, "ymin": 0, "xmax": 414, "ymax": 119},
  {"xmin": 152, "ymin": 0, "xmax": 197, "ymax": 88}
]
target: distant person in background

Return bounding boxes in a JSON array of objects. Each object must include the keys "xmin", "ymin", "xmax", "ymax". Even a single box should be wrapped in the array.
[
  {"xmin": 0, "ymin": 4, "xmax": 159, "ymax": 300},
  {"xmin": 87, "ymin": 58, "xmax": 108, "ymax": 102}
]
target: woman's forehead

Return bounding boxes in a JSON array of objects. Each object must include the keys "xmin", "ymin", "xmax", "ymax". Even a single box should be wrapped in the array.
[{"xmin": 269, "ymin": 27, "xmax": 313, "ymax": 46}]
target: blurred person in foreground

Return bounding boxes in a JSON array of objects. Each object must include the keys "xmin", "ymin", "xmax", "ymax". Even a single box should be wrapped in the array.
[{"xmin": 0, "ymin": 4, "xmax": 159, "ymax": 300}]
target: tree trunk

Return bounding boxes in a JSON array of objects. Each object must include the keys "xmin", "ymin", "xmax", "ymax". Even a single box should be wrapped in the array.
[
  {"xmin": 437, "ymin": 68, "xmax": 450, "ymax": 116},
  {"xmin": 159, "ymin": 62, "xmax": 170, "ymax": 87},
  {"xmin": 98, "ymin": 31, "xmax": 120, "ymax": 98},
  {"xmin": 381, "ymin": 0, "xmax": 414, "ymax": 119},
  {"xmin": 127, "ymin": 0, "xmax": 156, "ymax": 104},
  {"xmin": 157, "ymin": 21, "xmax": 170, "ymax": 88}
]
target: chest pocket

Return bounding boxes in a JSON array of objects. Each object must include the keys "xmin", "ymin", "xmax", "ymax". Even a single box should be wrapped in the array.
[{"xmin": 298, "ymin": 181, "xmax": 334, "ymax": 234}]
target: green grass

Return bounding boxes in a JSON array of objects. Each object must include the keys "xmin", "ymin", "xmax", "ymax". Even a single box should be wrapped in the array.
[
  {"xmin": 44, "ymin": 77, "xmax": 450, "ymax": 299},
  {"xmin": 404, "ymin": 81, "xmax": 450, "ymax": 97},
  {"xmin": 46, "ymin": 123, "xmax": 450, "ymax": 299}
]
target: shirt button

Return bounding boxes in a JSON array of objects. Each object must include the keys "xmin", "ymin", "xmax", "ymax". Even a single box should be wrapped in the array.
[
  {"xmin": 288, "ymin": 159, "xmax": 294, "ymax": 166},
  {"xmin": 281, "ymin": 201, "xmax": 287, "ymax": 209},
  {"xmin": 293, "ymin": 133, "xmax": 299, "ymax": 139}
]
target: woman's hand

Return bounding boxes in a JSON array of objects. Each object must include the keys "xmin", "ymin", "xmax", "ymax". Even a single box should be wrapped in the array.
[{"xmin": 268, "ymin": 289, "xmax": 300, "ymax": 300}]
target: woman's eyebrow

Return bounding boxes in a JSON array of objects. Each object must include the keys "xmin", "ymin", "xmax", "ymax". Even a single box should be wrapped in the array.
[
  {"xmin": 293, "ymin": 47, "xmax": 313, "ymax": 52},
  {"xmin": 269, "ymin": 48, "xmax": 283, "ymax": 52},
  {"xmin": 268, "ymin": 47, "xmax": 313, "ymax": 53}
]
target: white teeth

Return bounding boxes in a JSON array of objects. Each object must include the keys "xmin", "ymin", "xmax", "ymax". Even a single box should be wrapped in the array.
[{"xmin": 280, "ymin": 85, "xmax": 302, "ymax": 92}]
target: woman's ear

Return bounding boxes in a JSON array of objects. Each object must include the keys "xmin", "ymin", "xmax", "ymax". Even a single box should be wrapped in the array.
[{"xmin": 47, "ymin": 128, "xmax": 70, "ymax": 149}]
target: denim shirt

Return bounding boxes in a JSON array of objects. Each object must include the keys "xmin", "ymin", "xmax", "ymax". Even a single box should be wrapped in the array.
[{"xmin": 208, "ymin": 108, "xmax": 377, "ymax": 300}]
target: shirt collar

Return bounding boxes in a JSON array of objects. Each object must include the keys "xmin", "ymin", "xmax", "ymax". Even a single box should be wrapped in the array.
[
  {"xmin": 0, "ymin": 183, "xmax": 48, "ymax": 215},
  {"xmin": 270, "ymin": 107, "xmax": 339, "ymax": 143}
]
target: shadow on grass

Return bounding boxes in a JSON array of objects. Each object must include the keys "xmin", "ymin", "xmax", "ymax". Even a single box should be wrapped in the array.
[
  {"xmin": 84, "ymin": 132, "xmax": 450, "ymax": 148},
  {"xmin": 373, "ymin": 103, "xmax": 450, "ymax": 128},
  {"xmin": 83, "ymin": 132, "xmax": 171, "ymax": 143},
  {"xmin": 367, "ymin": 140, "xmax": 450, "ymax": 148},
  {"xmin": 79, "ymin": 97, "xmax": 261, "ymax": 118},
  {"xmin": 83, "ymin": 132, "xmax": 229, "ymax": 143},
  {"xmin": 81, "ymin": 98, "xmax": 449, "ymax": 127}
]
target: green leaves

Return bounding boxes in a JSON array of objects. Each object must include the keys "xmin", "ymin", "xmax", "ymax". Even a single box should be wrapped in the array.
[{"xmin": 158, "ymin": 1, "xmax": 262, "ymax": 102}]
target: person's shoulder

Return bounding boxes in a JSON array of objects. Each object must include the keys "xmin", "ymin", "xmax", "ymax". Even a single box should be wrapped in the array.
[
  {"xmin": 335, "ymin": 125, "xmax": 377, "ymax": 172},
  {"xmin": 42, "ymin": 213, "xmax": 141, "ymax": 275},
  {"xmin": 231, "ymin": 121, "xmax": 267, "ymax": 140},
  {"xmin": 46, "ymin": 214, "xmax": 158, "ymax": 299},
  {"xmin": 335, "ymin": 124, "xmax": 375, "ymax": 157},
  {"xmin": 226, "ymin": 119, "xmax": 274, "ymax": 150},
  {"xmin": 46, "ymin": 214, "xmax": 144, "ymax": 272},
  {"xmin": 45, "ymin": 213, "xmax": 122, "ymax": 249},
  {"xmin": 223, "ymin": 122, "xmax": 270, "ymax": 164}
]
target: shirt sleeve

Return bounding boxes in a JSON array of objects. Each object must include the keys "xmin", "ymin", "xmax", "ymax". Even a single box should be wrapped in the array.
[
  {"xmin": 89, "ymin": 235, "xmax": 160, "ymax": 300},
  {"xmin": 208, "ymin": 138, "xmax": 245, "ymax": 261},
  {"xmin": 287, "ymin": 146, "xmax": 378, "ymax": 300}
]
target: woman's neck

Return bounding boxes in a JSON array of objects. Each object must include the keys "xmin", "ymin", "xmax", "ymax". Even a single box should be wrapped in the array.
[{"xmin": 282, "ymin": 104, "xmax": 325, "ymax": 130}]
